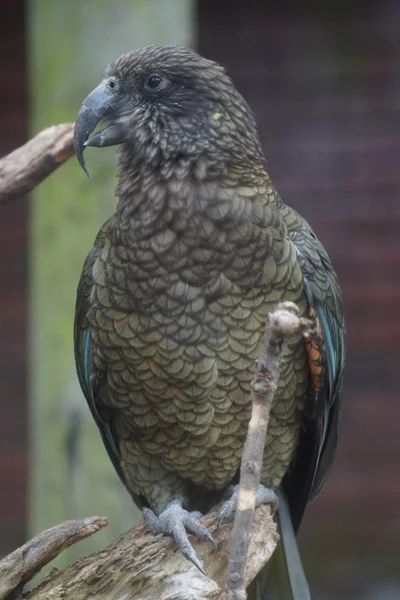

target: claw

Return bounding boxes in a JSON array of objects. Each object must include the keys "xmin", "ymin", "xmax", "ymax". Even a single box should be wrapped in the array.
[
  {"xmin": 184, "ymin": 514, "xmax": 218, "ymax": 550},
  {"xmin": 143, "ymin": 498, "xmax": 217, "ymax": 573},
  {"xmin": 218, "ymin": 484, "xmax": 279, "ymax": 526}
]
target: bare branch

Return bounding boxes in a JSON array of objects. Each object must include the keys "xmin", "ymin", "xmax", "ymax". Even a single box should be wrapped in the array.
[
  {"xmin": 226, "ymin": 301, "xmax": 314, "ymax": 600},
  {"xmin": 0, "ymin": 516, "xmax": 108, "ymax": 600},
  {"xmin": 0, "ymin": 507, "xmax": 276, "ymax": 600},
  {"xmin": 0, "ymin": 123, "xmax": 74, "ymax": 204}
]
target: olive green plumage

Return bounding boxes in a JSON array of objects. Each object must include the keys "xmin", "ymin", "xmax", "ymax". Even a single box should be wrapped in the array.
[{"xmin": 74, "ymin": 45, "xmax": 345, "ymax": 598}]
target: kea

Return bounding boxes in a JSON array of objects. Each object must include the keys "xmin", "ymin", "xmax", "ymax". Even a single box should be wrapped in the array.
[{"xmin": 74, "ymin": 45, "xmax": 345, "ymax": 599}]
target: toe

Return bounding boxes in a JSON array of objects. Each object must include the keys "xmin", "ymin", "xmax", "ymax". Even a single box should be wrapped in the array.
[
  {"xmin": 184, "ymin": 514, "xmax": 218, "ymax": 549},
  {"xmin": 142, "ymin": 506, "xmax": 163, "ymax": 534},
  {"xmin": 256, "ymin": 486, "xmax": 279, "ymax": 513},
  {"xmin": 218, "ymin": 486, "xmax": 239, "ymax": 525},
  {"xmin": 169, "ymin": 515, "xmax": 205, "ymax": 572},
  {"xmin": 218, "ymin": 484, "xmax": 279, "ymax": 525}
]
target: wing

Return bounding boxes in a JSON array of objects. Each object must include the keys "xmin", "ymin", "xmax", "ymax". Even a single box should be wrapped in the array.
[
  {"xmin": 282, "ymin": 214, "xmax": 346, "ymax": 531},
  {"xmin": 74, "ymin": 218, "xmax": 127, "ymax": 488}
]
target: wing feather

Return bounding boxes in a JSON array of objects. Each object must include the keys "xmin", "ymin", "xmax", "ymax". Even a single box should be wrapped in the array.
[
  {"xmin": 282, "ymin": 217, "xmax": 345, "ymax": 530},
  {"xmin": 74, "ymin": 219, "xmax": 127, "ymax": 487}
]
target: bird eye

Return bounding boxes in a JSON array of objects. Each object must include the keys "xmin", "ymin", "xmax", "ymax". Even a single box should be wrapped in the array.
[
  {"xmin": 147, "ymin": 74, "xmax": 163, "ymax": 90},
  {"xmin": 108, "ymin": 79, "xmax": 116, "ymax": 89}
]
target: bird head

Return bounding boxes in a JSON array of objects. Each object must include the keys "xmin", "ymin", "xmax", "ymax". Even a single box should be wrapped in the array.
[{"xmin": 74, "ymin": 45, "xmax": 263, "ymax": 178}]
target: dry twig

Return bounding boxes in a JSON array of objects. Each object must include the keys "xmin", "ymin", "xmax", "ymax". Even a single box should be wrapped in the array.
[
  {"xmin": 0, "ymin": 123, "xmax": 74, "ymax": 203},
  {"xmin": 226, "ymin": 301, "xmax": 314, "ymax": 600},
  {"xmin": 0, "ymin": 516, "xmax": 108, "ymax": 600}
]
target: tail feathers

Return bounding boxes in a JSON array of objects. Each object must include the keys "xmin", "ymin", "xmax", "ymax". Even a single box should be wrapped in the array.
[{"xmin": 250, "ymin": 488, "xmax": 311, "ymax": 600}]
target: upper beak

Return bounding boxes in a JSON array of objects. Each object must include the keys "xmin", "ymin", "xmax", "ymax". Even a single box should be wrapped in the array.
[{"xmin": 74, "ymin": 82, "xmax": 125, "ymax": 177}]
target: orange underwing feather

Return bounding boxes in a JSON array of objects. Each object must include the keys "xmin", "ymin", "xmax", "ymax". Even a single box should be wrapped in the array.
[{"xmin": 304, "ymin": 309, "xmax": 325, "ymax": 392}]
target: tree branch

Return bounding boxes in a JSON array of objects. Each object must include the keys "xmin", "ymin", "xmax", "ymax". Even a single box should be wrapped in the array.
[
  {"xmin": 0, "ymin": 124, "xmax": 74, "ymax": 203},
  {"xmin": 226, "ymin": 302, "xmax": 314, "ymax": 600},
  {"xmin": 0, "ymin": 516, "xmax": 108, "ymax": 600}
]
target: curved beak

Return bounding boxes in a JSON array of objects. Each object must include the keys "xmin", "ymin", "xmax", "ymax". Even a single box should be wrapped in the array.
[{"xmin": 74, "ymin": 83, "xmax": 125, "ymax": 177}]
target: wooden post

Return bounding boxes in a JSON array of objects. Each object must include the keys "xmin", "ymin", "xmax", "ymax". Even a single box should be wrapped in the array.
[{"xmin": 28, "ymin": 0, "xmax": 196, "ymax": 572}]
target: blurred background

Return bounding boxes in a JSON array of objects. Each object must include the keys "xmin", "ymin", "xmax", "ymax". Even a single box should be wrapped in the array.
[{"xmin": 1, "ymin": 1, "xmax": 399, "ymax": 598}]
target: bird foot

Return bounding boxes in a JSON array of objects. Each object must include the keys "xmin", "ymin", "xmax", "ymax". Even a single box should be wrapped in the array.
[
  {"xmin": 218, "ymin": 483, "xmax": 279, "ymax": 525},
  {"xmin": 143, "ymin": 498, "xmax": 217, "ymax": 574}
]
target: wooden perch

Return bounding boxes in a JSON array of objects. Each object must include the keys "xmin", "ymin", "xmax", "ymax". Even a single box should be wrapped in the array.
[
  {"xmin": 226, "ymin": 302, "xmax": 313, "ymax": 600},
  {"xmin": 0, "ymin": 123, "xmax": 74, "ymax": 203},
  {"xmin": 0, "ymin": 506, "xmax": 277, "ymax": 600},
  {"xmin": 0, "ymin": 516, "xmax": 108, "ymax": 600}
]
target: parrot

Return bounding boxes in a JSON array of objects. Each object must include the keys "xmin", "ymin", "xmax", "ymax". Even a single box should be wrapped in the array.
[{"xmin": 73, "ymin": 45, "xmax": 345, "ymax": 599}]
